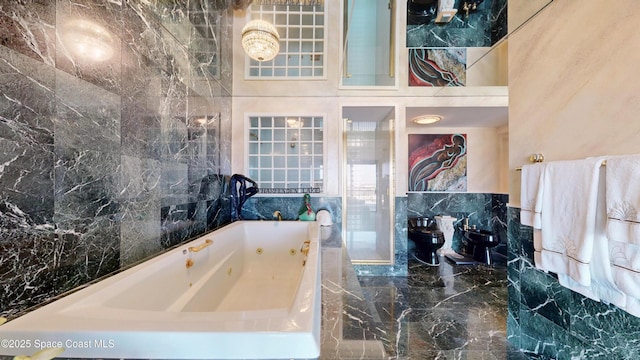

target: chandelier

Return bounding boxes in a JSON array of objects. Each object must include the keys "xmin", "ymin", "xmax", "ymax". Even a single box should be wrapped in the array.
[{"xmin": 241, "ymin": 19, "xmax": 280, "ymax": 62}]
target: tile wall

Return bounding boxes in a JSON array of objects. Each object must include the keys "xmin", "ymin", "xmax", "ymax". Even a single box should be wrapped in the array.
[
  {"xmin": 0, "ymin": 0, "xmax": 233, "ymax": 318},
  {"xmin": 407, "ymin": 192, "xmax": 508, "ymax": 257},
  {"xmin": 507, "ymin": 207, "xmax": 640, "ymax": 359}
]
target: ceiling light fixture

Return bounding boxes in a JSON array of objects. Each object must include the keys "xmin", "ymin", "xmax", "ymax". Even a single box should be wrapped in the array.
[
  {"xmin": 412, "ymin": 115, "xmax": 442, "ymax": 125},
  {"xmin": 241, "ymin": 19, "xmax": 280, "ymax": 62}
]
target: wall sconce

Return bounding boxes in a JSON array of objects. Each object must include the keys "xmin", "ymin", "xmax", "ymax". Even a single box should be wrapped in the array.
[{"xmin": 241, "ymin": 19, "xmax": 280, "ymax": 62}]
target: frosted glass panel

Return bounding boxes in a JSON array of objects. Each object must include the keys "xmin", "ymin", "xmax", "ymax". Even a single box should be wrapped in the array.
[
  {"xmin": 248, "ymin": 115, "xmax": 323, "ymax": 192},
  {"xmin": 343, "ymin": 106, "xmax": 394, "ymax": 263}
]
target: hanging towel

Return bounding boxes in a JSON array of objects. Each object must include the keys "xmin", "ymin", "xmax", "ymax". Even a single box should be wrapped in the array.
[
  {"xmin": 606, "ymin": 154, "xmax": 640, "ymax": 318},
  {"xmin": 557, "ymin": 165, "xmax": 626, "ymax": 307},
  {"xmin": 605, "ymin": 155, "xmax": 640, "ymax": 245},
  {"xmin": 537, "ymin": 157, "xmax": 605, "ymax": 286},
  {"xmin": 520, "ymin": 163, "xmax": 546, "ymax": 229},
  {"xmin": 609, "ymin": 240, "xmax": 640, "ymax": 317}
]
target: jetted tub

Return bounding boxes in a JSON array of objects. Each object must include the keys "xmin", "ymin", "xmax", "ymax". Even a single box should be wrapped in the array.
[{"xmin": 0, "ymin": 221, "xmax": 321, "ymax": 359}]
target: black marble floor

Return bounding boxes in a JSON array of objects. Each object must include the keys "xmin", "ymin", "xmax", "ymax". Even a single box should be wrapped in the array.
[{"xmin": 354, "ymin": 256, "xmax": 530, "ymax": 359}]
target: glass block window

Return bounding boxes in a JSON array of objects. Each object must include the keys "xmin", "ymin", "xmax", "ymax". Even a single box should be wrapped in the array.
[
  {"xmin": 246, "ymin": 3, "xmax": 325, "ymax": 79},
  {"xmin": 248, "ymin": 115, "xmax": 324, "ymax": 193}
]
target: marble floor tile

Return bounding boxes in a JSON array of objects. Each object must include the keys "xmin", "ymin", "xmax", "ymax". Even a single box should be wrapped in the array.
[{"xmin": 345, "ymin": 256, "xmax": 533, "ymax": 360}]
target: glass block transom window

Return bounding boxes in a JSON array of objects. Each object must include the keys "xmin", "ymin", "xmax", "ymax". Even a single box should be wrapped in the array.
[
  {"xmin": 248, "ymin": 115, "xmax": 324, "ymax": 193},
  {"xmin": 246, "ymin": 3, "xmax": 325, "ymax": 79}
]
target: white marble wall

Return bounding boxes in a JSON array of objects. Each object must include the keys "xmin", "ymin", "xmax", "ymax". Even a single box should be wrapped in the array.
[{"xmin": 509, "ymin": 0, "xmax": 640, "ymax": 206}]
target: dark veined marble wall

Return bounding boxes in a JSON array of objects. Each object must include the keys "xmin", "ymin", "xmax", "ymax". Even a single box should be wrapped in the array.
[
  {"xmin": 406, "ymin": 0, "xmax": 507, "ymax": 48},
  {"xmin": 507, "ymin": 207, "xmax": 640, "ymax": 359},
  {"xmin": 240, "ymin": 195, "xmax": 342, "ymax": 225},
  {"xmin": 407, "ymin": 192, "xmax": 508, "ymax": 259},
  {"xmin": 356, "ymin": 192, "xmax": 508, "ymax": 277},
  {"xmin": 0, "ymin": 0, "xmax": 233, "ymax": 318},
  {"xmin": 240, "ymin": 193, "xmax": 508, "ymax": 277}
]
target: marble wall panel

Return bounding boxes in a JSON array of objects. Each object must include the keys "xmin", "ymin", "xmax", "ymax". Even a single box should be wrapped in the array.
[
  {"xmin": 0, "ymin": 1, "xmax": 232, "ymax": 317},
  {"xmin": 0, "ymin": 47, "xmax": 55, "ymax": 223},
  {"xmin": 406, "ymin": 0, "xmax": 507, "ymax": 48},
  {"xmin": 240, "ymin": 195, "xmax": 342, "ymax": 225},
  {"xmin": 508, "ymin": 206, "xmax": 640, "ymax": 358},
  {"xmin": 407, "ymin": 192, "xmax": 492, "ymax": 252},
  {"xmin": 0, "ymin": 2, "xmax": 56, "ymax": 66}
]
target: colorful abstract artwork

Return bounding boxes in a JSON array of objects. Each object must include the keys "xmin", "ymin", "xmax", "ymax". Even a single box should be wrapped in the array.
[
  {"xmin": 408, "ymin": 48, "xmax": 466, "ymax": 87},
  {"xmin": 408, "ymin": 134, "xmax": 467, "ymax": 191}
]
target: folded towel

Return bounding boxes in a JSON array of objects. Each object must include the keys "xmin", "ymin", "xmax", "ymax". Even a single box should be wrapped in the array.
[
  {"xmin": 520, "ymin": 163, "xmax": 546, "ymax": 229},
  {"xmin": 537, "ymin": 158, "xmax": 605, "ymax": 286},
  {"xmin": 606, "ymin": 155, "xmax": 640, "ymax": 245}
]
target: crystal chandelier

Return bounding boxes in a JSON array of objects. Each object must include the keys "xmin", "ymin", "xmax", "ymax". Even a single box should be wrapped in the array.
[{"xmin": 241, "ymin": 19, "xmax": 280, "ymax": 62}]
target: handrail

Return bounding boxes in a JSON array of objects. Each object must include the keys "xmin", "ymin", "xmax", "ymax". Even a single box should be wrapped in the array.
[{"xmin": 189, "ymin": 239, "xmax": 213, "ymax": 253}]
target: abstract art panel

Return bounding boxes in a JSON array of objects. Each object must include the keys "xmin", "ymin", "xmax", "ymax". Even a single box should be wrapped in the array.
[
  {"xmin": 408, "ymin": 48, "xmax": 466, "ymax": 87},
  {"xmin": 408, "ymin": 134, "xmax": 467, "ymax": 191}
]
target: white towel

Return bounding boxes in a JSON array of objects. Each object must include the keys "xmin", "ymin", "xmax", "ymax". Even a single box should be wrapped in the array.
[
  {"xmin": 520, "ymin": 163, "xmax": 546, "ymax": 229},
  {"xmin": 558, "ymin": 166, "xmax": 626, "ymax": 306},
  {"xmin": 537, "ymin": 158, "xmax": 604, "ymax": 286},
  {"xmin": 605, "ymin": 155, "xmax": 640, "ymax": 318},
  {"xmin": 606, "ymin": 155, "xmax": 640, "ymax": 245},
  {"xmin": 610, "ymin": 242, "xmax": 640, "ymax": 317}
]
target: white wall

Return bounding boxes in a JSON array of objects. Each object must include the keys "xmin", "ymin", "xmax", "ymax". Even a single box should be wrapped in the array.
[
  {"xmin": 231, "ymin": 1, "xmax": 510, "ymax": 197},
  {"xmin": 232, "ymin": 95, "xmax": 508, "ymax": 197},
  {"xmin": 508, "ymin": 1, "xmax": 640, "ymax": 206}
]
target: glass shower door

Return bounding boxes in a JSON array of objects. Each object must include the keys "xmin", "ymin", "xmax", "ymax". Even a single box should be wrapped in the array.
[
  {"xmin": 342, "ymin": 0, "xmax": 396, "ymax": 87},
  {"xmin": 343, "ymin": 106, "xmax": 394, "ymax": 263}
]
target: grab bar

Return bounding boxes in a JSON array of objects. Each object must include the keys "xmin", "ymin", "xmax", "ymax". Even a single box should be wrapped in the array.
[{"xmin": 189, "ymin": 239, "xmax": 213, "ymax": 253}]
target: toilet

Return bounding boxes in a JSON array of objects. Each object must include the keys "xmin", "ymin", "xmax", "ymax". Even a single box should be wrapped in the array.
[{"xmin": 408, "ymin": 217, "xmax": 445, "ymax": 266}]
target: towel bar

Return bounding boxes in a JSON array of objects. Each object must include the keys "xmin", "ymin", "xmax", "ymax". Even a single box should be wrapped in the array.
[{"xmin": 515, "ymin": 160, "xmax": 607, "ymax": 171}]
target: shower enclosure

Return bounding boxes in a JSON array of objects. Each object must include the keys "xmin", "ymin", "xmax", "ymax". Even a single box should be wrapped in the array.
[{"xmin": 343, "ymin": 106, "xmax": 395, "ymax": 263}]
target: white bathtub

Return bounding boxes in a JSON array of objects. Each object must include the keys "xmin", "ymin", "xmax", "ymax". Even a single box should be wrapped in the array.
[{"xmin": 0, "ymin": 221, "xmax": 321, "ymax": 359}]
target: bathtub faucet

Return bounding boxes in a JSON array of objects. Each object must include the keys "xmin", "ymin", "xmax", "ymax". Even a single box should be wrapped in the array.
[{"xmin": 273, "ymin": 210, "xmax": 282, "ymax": 221}]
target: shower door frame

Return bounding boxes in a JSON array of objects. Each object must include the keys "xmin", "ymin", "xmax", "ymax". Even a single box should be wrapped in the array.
[{"xmin": 341, "ymin": 106, "xmax": 396, "ymax": 265}]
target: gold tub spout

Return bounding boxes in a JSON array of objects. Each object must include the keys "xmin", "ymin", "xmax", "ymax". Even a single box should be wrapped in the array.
[
  {"xmin": 300, "ymin": 240, "xmax": 310, "ymax": 251},
  {"xmin": 273, "ymin": 210, "xmax": 282, "ymax": 221},
  {"xmin": 300, "ymin": 240, "xmax": 311, "ymax": 255},
  {"xmin": 189, "ymin": 239, "xmax": 213, "ymax": 253}
]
